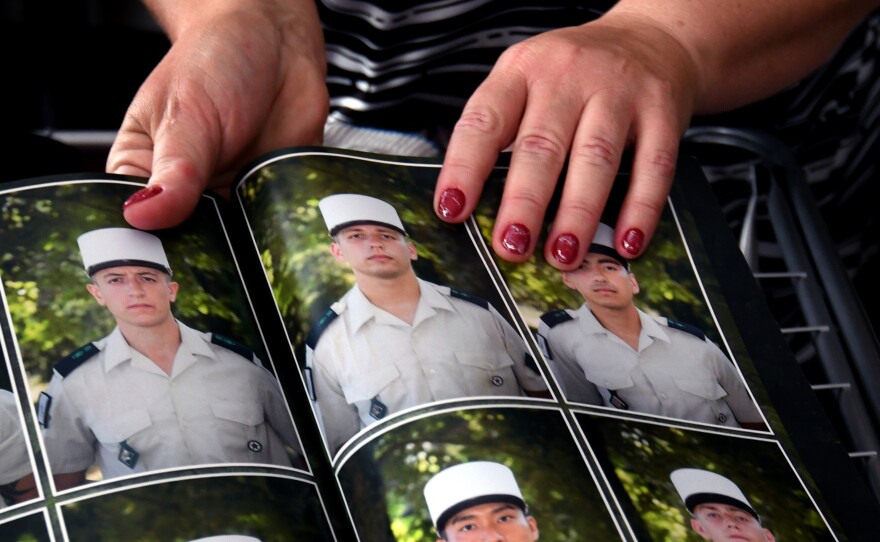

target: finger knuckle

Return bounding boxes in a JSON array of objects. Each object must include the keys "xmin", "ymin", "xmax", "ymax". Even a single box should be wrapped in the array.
[
  {"xmin": 556, "ymin": 199, "xmax": 604, "ymax": 224},
  {"xmin": 504, "ymin": 190, "xmax": 547, "ymax": 214},
  {"xmin": 645, "ymin": 149, "xmax": 677, "ymax": 178},
  {"xmin": 455, "ymin": 107, "xmax": 504, "ymax": 136},
  {"xmin": 572, "ymin": 136, "xmax": 619, "ymax": 168},
  {"xmin": 516, "ymin": 132, "xmax": 567, "ymax": 160}
]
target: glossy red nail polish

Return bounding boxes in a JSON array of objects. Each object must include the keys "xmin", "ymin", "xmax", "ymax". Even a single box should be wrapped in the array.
[
  {"xmin": 622, "ymin": 228, "xmax": 644, "ymax": 255},
  {"xmin": 123, "ymin": 185, "xmax": 164, "ymax": 210},
  {"xmin": 553, "ymin": 233, "xmax": 579, "ymax": 264},
  {"xmin": 438, "ymin": 188, "xmax": 466, "ymax": 219},
  {"xmin": 502, "ymin": 223, "xmax": 531, "ymax": 255}
]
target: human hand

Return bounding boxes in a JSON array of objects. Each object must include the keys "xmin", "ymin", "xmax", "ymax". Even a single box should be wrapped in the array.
[
  {"xmin": 109, "ymin": 1, "xmax": 328, "ymax": 230},
  {"xmin": 433, "ymin": 11, "xmax": 699, "ymax": 267}
]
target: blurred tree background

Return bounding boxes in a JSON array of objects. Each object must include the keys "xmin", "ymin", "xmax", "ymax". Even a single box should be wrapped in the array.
[
  {"xmin": 337, "ymin": 406, "xmax": 622, "ymax": 542},
  {"xmin": 0, "ymin": 513, "xmax": 51, "ymax": 542},
  {"xmin": 0, "ymin": 181, "xmax": 266, "ymax": 397},
  {"xmin": 238, "ymin": 153, "xmax": 519, "ymax": 360},
  {"xmin": 61, "ymin": 475, "xmax": 333, "ymax": 541},
  {"xmin": 582, "ymin": 413, "xmax": 835, "ymax": 541}
]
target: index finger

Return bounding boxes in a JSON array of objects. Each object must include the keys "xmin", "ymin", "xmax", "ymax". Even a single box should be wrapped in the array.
[{"xmin": 434, "ymin": 69, "xmax": 528, "ymax": 222}]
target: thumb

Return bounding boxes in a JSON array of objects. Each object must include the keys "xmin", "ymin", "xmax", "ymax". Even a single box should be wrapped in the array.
[{"xmin": 109, "ymin": 99, "xmax": 220, "ymax": 230}]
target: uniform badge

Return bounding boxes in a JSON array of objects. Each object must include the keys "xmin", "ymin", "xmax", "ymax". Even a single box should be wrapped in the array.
[
  {"xmin": 118, "ymin": 440, "xmax": 139, "ymax": 469},
  {"xmin": 369, "ymin": 396, "xmax": 388, "ymax": 420},
  {"xmin": 717, "ymin": 412, "xmax": 727, "ymax": 423},
  {"xmin": 248, "ymin": 440, "xmax": 263, "ymax": 452},
  {"xmin": 490, "ymin": 376, "xmax": 504, "ymax": 387},
  {"xmin": 608, "ymin": 390, "xmax": 629, "ymax": 410},
  {"xmin": 37, "ymin": 392, "xmax": 52, "ymax": 428}
]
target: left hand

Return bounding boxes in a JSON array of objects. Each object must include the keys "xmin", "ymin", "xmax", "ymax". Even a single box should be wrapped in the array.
[{"xmin": 433, "ymin": 12, "xmax": 699, "ymax": 268}]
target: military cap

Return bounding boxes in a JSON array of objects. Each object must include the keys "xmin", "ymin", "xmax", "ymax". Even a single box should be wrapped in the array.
[
  {"xmin": 588, "ymin": 222, "xmax": 628, "ymax": 268},
  {"xmin": 318, "ymin": 193, "xmax": 407, "ymax": 236},
  {"xmin": 77, "ymin": 228, "xmax": 172, "ymax": 277},
  {"xmin": 424, "ymin": 461, "xmax": 527, "ymax": 532},
  {"xmin": 670, "ymin": 468, "xmax": 759, "ymax": 521}
]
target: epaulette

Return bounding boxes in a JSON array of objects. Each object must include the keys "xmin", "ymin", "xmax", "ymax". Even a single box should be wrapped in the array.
[
  {"xmin": 306, "ymin": 308, "xmax": 340, "ymax": 350},
  {"xmin": 664, "ymin": 318, "xmax": 706, "ymax": 341},
  {"xmin": 539, "ymin": 309, "xmax": 573, "ymax": 329},
  {"xmin": 449, "ymin": 288, "xmax": 489, "ymax": 309},
  {"xmin": 211, "ymin": 333, "xmax": 257, "ymax": 363},
  {"xmin": 54, "ymin": 343, "xmax": 100, "ymax": 378}
]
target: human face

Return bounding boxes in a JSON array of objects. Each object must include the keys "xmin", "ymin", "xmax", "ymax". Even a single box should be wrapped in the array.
[
  {"xmin": 690, "ymin": 503, "xmax": 775, "ymax": 542},
  {"xmin": 561, "ymin": 252, "xmax": 638, "ymax": 310},
  {"xmin": 86, "ymin": 266, "xmax": 178, "ymax": 329},
  {"xmin": 330, "ymin": 224, "xmax": 416, "ymax": 280},
  {"xmin": 439, "ymin": 502, "xmax": 539, "ymax": 542}
]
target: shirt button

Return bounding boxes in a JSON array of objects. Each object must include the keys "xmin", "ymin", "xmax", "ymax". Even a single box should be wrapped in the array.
[{"xmin": 660, "ymin": 393, "xmax": 668, "ymax": 400}]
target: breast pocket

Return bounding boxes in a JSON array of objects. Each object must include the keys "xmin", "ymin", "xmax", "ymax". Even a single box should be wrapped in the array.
[
  {"xmin": 91, "ymin": 409, "xmax": 153, "ymax": 444},
  {"xmin": 585, "ymin": 366, "xmax": 636, "ymax": 392},
  {"xmin": 673, "ymin": 377, "xmax": 728, "ymax": 400},
  {"xmin": 210, "ymin": 399, "xmax": 265, "ymax": 428},
  {"xmin": 340, "ymin": 363, "xmax": 401, "ymax": 404},
  {"xmin": 454, "ymin": 351, "xmax": 521, "ymax": 396}
]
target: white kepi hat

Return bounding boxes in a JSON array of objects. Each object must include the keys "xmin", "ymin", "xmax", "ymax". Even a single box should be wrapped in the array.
[
  {"xmin": 670, "ymin": 468, "xmax": 759, "ymax": 520},
  {"xmin": 318, "ymin": 193, "xmax": 407, "ymax": 236},
  {"xmin": 588, "ymin": 222, "xmax": 628, "ymax": 268},
  {"xmin": 77, "ymin": 228, "xmax": 172, "ymax": 277},
  {"xmin": 186, "ymin": 537, "xmax": 260, "ymax": 542},
  {"xmin": 424, "ymin": 461, "xmax": 527, "ymax": 532}
]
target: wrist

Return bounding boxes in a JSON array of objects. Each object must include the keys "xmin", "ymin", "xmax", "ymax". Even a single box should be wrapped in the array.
[{"xmin": 144, "ymin": 0, "xmax": 317, "ymax": 42}]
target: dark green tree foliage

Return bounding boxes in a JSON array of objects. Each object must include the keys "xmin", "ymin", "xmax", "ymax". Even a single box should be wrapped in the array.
[
  {"xmin": 582, "ymin": 413, "xmax": 835, "ymax": 541},
  {"xmin": 338, "ymin": 407, "xmax": 622, "ymax": 542},
  {"xmin": 61, "ymin": 475, "xmax": 333, "ymax": 541},
  {"xmin": 238, "ymin": 154, "xmax": 515, "ymax": 352},
  {"xmin": 0, "ymin": 182, "xmax": 266, "ymax": 388},
  {"xmin": 0, "ymin": 513, "xmax": 51, "ymax": 542}
]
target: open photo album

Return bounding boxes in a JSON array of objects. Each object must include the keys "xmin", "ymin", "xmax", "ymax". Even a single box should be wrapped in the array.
[{"xmin": 0, "ymin": 147, "xmax": 875, "ymax": 541}]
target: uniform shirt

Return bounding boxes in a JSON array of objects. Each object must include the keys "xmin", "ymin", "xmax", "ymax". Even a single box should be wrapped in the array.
[
  {"xmin": 40, "ymin": 321, "xmax": 300, "ymax": 479},
  {"xmin": 307, "ymin": 279, "xmax": 546, "ymax": 452},
  {"xmin": 537, "ymin": 305, "xmax": 762, "ymax": 427},
  {"xmin": 0, "ymin": 389, "xmax": 31, "ymax": 508}
]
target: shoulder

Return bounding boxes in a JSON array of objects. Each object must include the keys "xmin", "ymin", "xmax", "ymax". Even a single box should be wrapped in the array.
[
  {"xmin": 656, "ymin": 316, "xmax": 707, "ymax": 341},
  {"xmin": 53, "ymin": 342, "xmax": 101, "ymax": 378},
  {"xmin": 426, "ymin": 281, "xmax": 492, "ymax": 311},
  {"xmin": 538, "ymin": 309, "xmax": 576, "ymax": 331},
  {"xmin": 209, "ymin": 333, "xmax": 259, "ymax": 364},
  {"xmin": 306, "ymin": 304, "xmax": 344, "ymax": 350},
  {"xmin": 448, "ymin": 288, "xmax": 491, "ymax": 310}
]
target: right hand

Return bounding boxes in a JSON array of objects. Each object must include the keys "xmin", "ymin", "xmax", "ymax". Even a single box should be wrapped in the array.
[{"xmin": 108, "ymin": 1, "xmax": 329, "ymax": 230}]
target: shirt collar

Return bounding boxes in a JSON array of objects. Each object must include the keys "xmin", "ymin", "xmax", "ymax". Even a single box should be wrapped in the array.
[
  {"xmin": 100, "ymin": 321, "xmax": 216, "ymax": 374},
  {"xmin": 576, "ymin": 304, "xmax": 671, "ymax": 344},
  {"xmin": 345, "ymin": 278, "xmax": 453, "ymax": 333}
]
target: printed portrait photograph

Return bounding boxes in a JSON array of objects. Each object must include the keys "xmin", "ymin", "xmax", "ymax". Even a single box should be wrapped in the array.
[
  {"xmin": 60, "ymin": 474, "xmax": 335, "ymax": 542},
  {"xmin": 0, "ymin": 180, "xmax": 305, "ymax": 491},
  {"xmin": 474, "ymin": 169, "xmax": 768, "ymax": 432},
  {"xmin": 237, "ymin": 152, "xmax": 551, "ymax": 457},
  {"xmin": 337, "ymin": 404, "xmax": 624, "ymax": 542},
  {"xmin": 579, "ymin": 412, "xmax": 837, "ymax": 541}
]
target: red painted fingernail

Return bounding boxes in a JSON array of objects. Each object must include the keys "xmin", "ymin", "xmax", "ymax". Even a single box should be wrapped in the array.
[
  {"xmin": 438, "ymin": 188, "xmax": 466, "ymax": 219},
  {"xmin": 501, "ymin": 223, "xmax": 531, "ymax": 255},
  {"xmin": 123, "ymin": 185, "xmax": 164, "ymax": 210},
  {"xmin": 552, "ymin": 233, "xmax": 580, "ymax": 265},
  {"xmin": 622, "ymin": 228, "xmax": 644, "ymax": 255}
]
